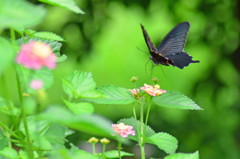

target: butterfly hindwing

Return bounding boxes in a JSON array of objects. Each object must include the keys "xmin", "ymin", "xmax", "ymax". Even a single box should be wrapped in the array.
[{"xmin": 167, "ymin": 52, "xmax": 198, "ymax": 69}]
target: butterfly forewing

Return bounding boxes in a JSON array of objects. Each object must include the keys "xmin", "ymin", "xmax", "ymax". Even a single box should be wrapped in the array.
[
  {"xmin": 157, "ymin": 22, "xmax": 190, "ymax": 56},
  {"xmin": 140, "ymin": 24, "xmax": 158, "ymax": 52}
]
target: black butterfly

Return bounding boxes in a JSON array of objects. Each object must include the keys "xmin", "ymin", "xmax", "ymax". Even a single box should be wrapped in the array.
[{"xmin": 141, "ymin": 22, "xmax": 199, "ymax": 69}]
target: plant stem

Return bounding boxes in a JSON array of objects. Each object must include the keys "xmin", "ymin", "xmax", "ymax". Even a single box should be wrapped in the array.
[
  {"xmin": 15, "ymin": 70, "xmax": 22, "ymax": 103},
  {"xmin": 92, "ymin": 143, "xmax": 96, "ymax": 154},
  {"xmin": 145, "ymin": 101, "xmax": 151, "ymax": 126},
  {"xmin": 102, "ymin": 144, "xmax": 106, "ymax": 159},
  {"xmin": 21, "ymin": 104, "xmax": 34, "ymax": 159},
  {"xmin": 15, "ymin": 70, "xmax": 34, "ymax": 158},
  {"xmin": 117, "ymin": 142, "xmax": 122, "ymax": 159},
  {"xmin": 133, "ymin": 104, "xmax": 137, "ymax": 120},
  {"xmin": 140, "ymin": 103, "xmax": 145, "ymax": 159}
]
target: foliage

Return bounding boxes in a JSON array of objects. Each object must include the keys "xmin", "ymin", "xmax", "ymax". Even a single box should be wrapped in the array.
[{"xmin": 0, "ymin": 0, "xmax": 239, "ymax": 159}]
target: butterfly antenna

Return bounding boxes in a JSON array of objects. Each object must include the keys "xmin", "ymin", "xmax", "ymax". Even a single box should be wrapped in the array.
[{"xmin": 137, "ymin": 46, "xmax": 148, "ymax": 55}]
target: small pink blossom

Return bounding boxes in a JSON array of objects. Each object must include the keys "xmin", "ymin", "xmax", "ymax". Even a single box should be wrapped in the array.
[
  {"xmin": 140, "ymin": 84, "xmax": 166, "ymax": 96},
  {"xmin": 112, "ymin": 123, "xmax": 135, "ymax": 138},
  {"xmin": 129, "ymin": 88, "xmax": 140, "ymax": 95},
  {"xmin": 16, "ymin": 41, "xmax": 57, "ymax": 70},
  {"xmin": 30, "ymin": 80, "xmax": 43, "ymax": 90}
]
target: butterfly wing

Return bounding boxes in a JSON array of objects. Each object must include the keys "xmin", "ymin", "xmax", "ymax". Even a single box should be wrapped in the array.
[
  {"xmin": 167, "ymin": 52, "xmax": 199, "ymax": 69},
  {"xmin": 157, "ymin": 22, "xmax": 199, "ymax": 68},
  {"xmin": 140, "ymin": 24, "xmax": 158, "ymax": 53},
  {"xmin": 157, "ymin": 22, "xmax": 190, "ymax": 56}
]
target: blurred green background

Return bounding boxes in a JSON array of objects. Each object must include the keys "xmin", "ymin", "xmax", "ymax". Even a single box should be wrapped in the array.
[{"xmin": 33, "ymin": 0, "xmax": 240, "ymax": 158}]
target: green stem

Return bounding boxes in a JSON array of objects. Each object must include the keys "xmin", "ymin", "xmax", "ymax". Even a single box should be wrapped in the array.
[
  {"xmin": 92, "ymin": 143, "xmax": 96, "ymax": 154},
  {"xmin": 15, "ymin": 70, "xmax": 34, "ymax": 158},
  {"xmin": 140, "ymin": 144, "xmax": 145, "ymax": 159},
  {"xmin": 145, "ymin": 101, "xmax": 152, "ymax": 126},
  {"xmin": 21, "ymin": 105, "xmax": 34, "ymax": 159},
  {"xmin": 117, "ymin": 142, "xmax": 122, "ymax": 159},
  {"xmin": 15, "ymin": 70, "xmax": 22, "ymax": 103},
  {"xmin": 140, "ymin": 103, "xmax": 146, "ymax": 159},
  {"xmin": 133, "ymin": 104, "xmax": 137, "ymax": 120},
  {"xmin": 102, "ymin": 144, "xmax": 106, "ymax": 159},
  {"xmin": 9, "ymin": 139, "xmax": 21, "ymax": 144}
]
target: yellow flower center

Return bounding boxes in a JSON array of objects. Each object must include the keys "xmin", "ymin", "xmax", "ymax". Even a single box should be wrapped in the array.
[{"xmin": 32, "ymin": 42, "xmax": 52, "ymax": 58}]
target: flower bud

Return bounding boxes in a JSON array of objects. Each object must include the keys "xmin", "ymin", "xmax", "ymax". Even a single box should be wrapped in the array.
[
  {"xmin": 100, "ymin": 138, "xmax": 110, "ymax": 144},
  {"xmin": 88, "ymin": 137, "xmax": 99, "ymax": 143},
  {"xmin": 152, "ymin": 77, "xmax": 159, "ymax": 83},
  {"xmin": 130, "ymin": 76, "xmax": 138, "ymax": 82}
]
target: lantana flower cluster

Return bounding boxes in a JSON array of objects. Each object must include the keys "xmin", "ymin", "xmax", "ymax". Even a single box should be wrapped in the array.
[
  {"xmin": 129, "ymin": 84, "xmax": 167, "ymax": 98},
  {"xmin": 16, "ymin": 41, "xmax": 57, "ymax": 70},
  {"xmin": 112, "ymin": 123, "xmax": 135, "ymax": 138}
]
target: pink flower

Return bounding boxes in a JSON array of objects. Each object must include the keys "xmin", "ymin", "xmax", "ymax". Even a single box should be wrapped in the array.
[
  {"xmin": 16, "ymin": 41, "xmax": 57, "ymax": 70},
  {"xmin": 140, "ymin": 84, "xmax": 166, "ymax": 96},
  {"xmin": 30, "ymin": 79, "xmax": 43, "ymax": 90},
  {"xmin": 129, "ymin": 88, "xmax": 140, "ymax": 95},
  {"xmin": 112, "ymin": 123, "xmax": 135, "ymax": 138}
]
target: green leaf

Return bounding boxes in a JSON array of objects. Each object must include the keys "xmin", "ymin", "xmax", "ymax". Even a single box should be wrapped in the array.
[
  {"xmin": 0, "ymin": 131, "xmax": 8, "ymax": 150},
  {"xmin": 102, "ymin": 150, "xmax": 134, "ymax": 158},
  {"xmin": 32, "ymin": 135, "xmax": 53, "ymax": 150},
  {"xmin": 0, "ymin": 0, "xmax": 46, "ymax": 30},
  {"xmin": 146, "ymin": 132, "xmax": 178, "ymax": 154},
  {"xmin": 85, "ymin": 85, "xmax": 135, "ymax": 104},
  {"xmin": 38, "ymin": 106, "xmax": 114, "ymax": 137},
  {"xmin": 152, "ymin": 91, "xmax": 203, "ymax": 110},
  {"xmin": 19, "ymin": 116, "xmax": 68, "ymax": 150},
  {"xmin": 164, "ymin": 151, "xmax": 199, "ymax": 159},
  {"xmin": 62, "ymin": 71, "xmax": 101, "ymax": 99},
  {"xmin": 57, "ymin": 54, "xmax": 67, "ymax": 62},
  {"xmin": 18, "ymin": 150, "xmax": 39, "ymax": 159},
  {"xmin": 0, "ymin": 38, "xmax": 15, "ymax": 75},
  {"xmin": 118, "ymin": 117, "xmax": 155, "ymax": 141},
  {"xmin": 44, "ymin": 124, "xmax": 68, "ymax": 149},
  {"xmin": 39, "ymin": 0, "xmax": 84, "ymax": 14},
  {"xmin": 63, "ymin": 99, "xmax": 94, "ymax": 115},
  {"xmin": 32, "ymin": 32, "xmax": 65, "ymax": 41},
  {"xmin": 15, "ymin": 66, "xmax": 54, "ymax": 92},
  {"xmin": 19, "ymin": 116, "xmax": 50, "ymax": 136},
  {"xmin": 0, "ymin": 97, "xmax": 20, "ymax": 116},
  {"xmin": 0, "ymin": 147, "xmax": 18, "ymax": 159}
]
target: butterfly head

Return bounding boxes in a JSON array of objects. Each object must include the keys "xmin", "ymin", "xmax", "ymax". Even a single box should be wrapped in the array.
[{"xmin": 149, "ymin": 56, "xmax": 159, "ymax": 65}]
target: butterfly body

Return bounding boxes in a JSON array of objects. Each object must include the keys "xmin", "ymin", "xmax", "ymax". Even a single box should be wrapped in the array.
[{"xmin": 141, "ymin": 22, "xmax": 199, "ymax": 69}]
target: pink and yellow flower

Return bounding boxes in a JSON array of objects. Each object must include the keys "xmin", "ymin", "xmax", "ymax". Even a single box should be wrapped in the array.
[
  {"xmin": 112, "ymin": 123, "xmax": 135, "ymax": 138},
  {"xmin": 30, "ymin": 79, "xmax": 43, "ymax": 90},
  {"xmin": 16, "ymin": 41, "xmax": 57, "ymax": 70},
  {"xmin": 140, "ymin": 84, "xmax": 166, "ymax": 96}
]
